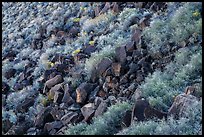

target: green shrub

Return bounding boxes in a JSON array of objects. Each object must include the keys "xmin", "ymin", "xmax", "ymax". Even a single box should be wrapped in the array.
[
  {"xmin": 65, "ymin": 102, "xmax": 131, "ymax": 135},
  {"xmin": 139, "ymin": 46, "xmax": 202, "ymax": 111},
  {"xmin": 143, "ymin": 2, "xmax": 202, "ymax": 53}
]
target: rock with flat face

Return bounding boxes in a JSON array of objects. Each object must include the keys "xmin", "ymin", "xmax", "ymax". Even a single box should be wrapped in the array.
[
  {"xmin": 44, "ymin": 121, "xmax": 63, "ymax": 134},
  {"xmin": 16, "ymin": 97, "xmax": 35, "ymax": 113},
  {"xmin": 53, "ymin": 91, "xmax": 63, "ymax": 104},
  {"xmin": 94, "ymin": 101, "xmax": 108, "ymax": 117},
  {"xmin": 61, "ymin": 84, "xmax": 74, "ymax": 105},
  {"xmin": 35, "ymin": 106, "xmax": 54, "ymax": 128},
  {"xmin": 81, "ymin": 103, "xmax": 95, "ymax": 121},
  {"xmin": 131, "ymin": 98, "xmax": 149, "ymax": 122},
  {"xmin": 44, "ymin": 75, "xmax": 63, "ymax": 89},
  {"xmin": 125, "ymin": 41, "xmax": 135, "ymax": 52},
  {"xmin": 115, "ymin": 46, "xmax": 127, "ymax": 65},
  {"xmin": 60, "ymin": 111, "xmax": 79, "ymax": 125},
  {"xmin": 168, "ymin": 94, "xmax": 199, "ymax": 118},
  {"xmin": 131, "ymin": 28, "xmax": 142, "ymax": 44},
  {"xmin": 76, "ymin": 82, "xmax": 96, "ymax": 104},
  {"xmin": 96, "ymin": 58, "xmax": 112, "ymax": 76}
]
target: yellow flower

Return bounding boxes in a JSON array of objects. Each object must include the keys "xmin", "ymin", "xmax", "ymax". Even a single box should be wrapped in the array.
[
  {"xmin": 80, "ymin": 7, "xmax": 86, "ymax": 11},
  {"xmin": 89, "ymin": 40, "xmax": 95, "ymax": 45},
  {"xmin": 72, "ymin": 49, "xmax": 81, "ymax": 56},
  {"xmin": 41, "ymin": 98, "xmax": 48, "ymax": 107},
  {"xmin": 73, "ymin": 18, "xmax": 80, "ymax": 22},
  {"xmin": 83, "ymin": 31, "xmax": 87, "ymax": 36},
  {"xmin": 47, "ymin": 62, "xmax": 55, "ymax": 68},
  {"xmin": 193, "ymin": 11, "xmax": 200, "ymax": 17}
]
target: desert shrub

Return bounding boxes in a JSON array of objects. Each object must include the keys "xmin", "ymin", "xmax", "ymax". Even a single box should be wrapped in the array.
[
  {"xmin": 65, "ymin": 102, "xmax": 131, "ymax": 135},
  {"xmin": 13, "ymin": 60, "xmax": 29, "ymax": 71},
  {"xmin": 143, "ymin": 2, "xmax": 202, "ymax": 53},
  {"xmin": 117, "ymin": 100, "xmax": 202, "ymax": 135},
  {"xmin": 139, "ymin": 46, "xmax": 202, "ymax": 111},
  {"xmin": 82, "ymin": 11, "xmax": 116, "ymax": 33},
  {"xmin": 6, "ymin": 89, "xmax": 29, "ymax": 110},
  {"xmin": 2, "ymin": 108, "xmax": 17, "ymax": 124}
]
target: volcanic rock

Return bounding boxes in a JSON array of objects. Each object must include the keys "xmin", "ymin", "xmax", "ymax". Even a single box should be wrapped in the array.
[
  {"xmin": 96, "ymin": 57, "xmax": 112, "ymax": 76},
  {"xmin": 168, "ymin": 93, "xmax": 199, "ymax": 118},
  {"xmin": 115, "ymin": 46, "xmax": 127, "ymax": 65},
  {"xmin": 131, "ymin": 98, "xmax": 150, "ymax": 122},
  {"xmin": 81, "ymin": 103, "xmax": 95, "ymax": 121},
  {"xmin": 44, "ymin": 75, "xmax": 63, "ymax": 89},
  {"xmin": 121, "ymin": 110, "xmax": 132, "ymax": 128},
  {"xmin": 4, "ymin": 68, "xmax": 16, "ymax": 79},
  {"xmin": 94, "ymin": 101, "xmax": 108, "ymax": 117},
  {"xmin": 60, "ymin": 111, "xmax": 79, "ymax": 125},
  {"xmin": 112, "ymin": 63, "xmax": 121, "ymax": 76}
]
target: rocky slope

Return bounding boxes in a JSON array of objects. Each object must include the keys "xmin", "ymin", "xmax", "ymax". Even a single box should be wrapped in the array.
[{"xmin": 2, "ymin": 2, "xmax": 202, "ymax": 135}]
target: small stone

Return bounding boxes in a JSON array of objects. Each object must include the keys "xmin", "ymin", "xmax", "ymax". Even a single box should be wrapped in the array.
[
  {"xmin": 121, "ymin": 110, "xmax": 132, "ymax": 128},
  {"xmin": 44, "ymin": 121, "xmax": 63, "ymax": 133},
  {"xmin": 107, "ymin": 95, "xmax": 117, "ymax": 105},
  {"xmin": 49, "ymin": 83, "xmax": 63, "ymax": 93},
  {"xmin": 45, "ymin": 75, "xmax": 63, "ymax": 89},
  {"xmin": 125, "ymin": 41, "xmax": 135, "ymax": 52},
  {"xmin": 50, "ymin": 106, "xmax": 65, "ymax": 120},
  {"xmin": 128, "ymin": 62, "xmax": 140, "ymax": 74},
  {"xmin": 83, "ymin": 45, "xmax": 96, "ymax": 55},
  {"xmin": 128, "ymin": 83, "xmax": 137, "ymax": 93},
  {"xmin": 102, "ymin": 67, "xmax": 112, "ymax": 77},
  {"xmin": 136, "ymin": 72, "xmax": 144, "ymax": 83},
  {"xmin": 4, "ymin": 68, "xmax": 16, "ymax": 79},
  {"xmin": 120, "ymin": 74, "xmax": 129, "ymax": 84},
  {"xmin": 112, "ymin": 2, "xmax": 119, "ymax": 13},
  {"xmin": 133, "ymin": 88, "xmax": 143, "ymax": 101},
  {"xmin": 2, "ymin": 82, "xmax": 10, "ymax": 95},
  {"xmin": 27, "ymin": 127, "xmax": 38, "ymax": 135},
  {"xmin": 112, "ymin": 63, "xmax": 121, "ymax": 77},
  {"xmin": 105, "ymin": 76, "xmax": 112, "ymax": 83},
  {"xmin": 97, "ymin": 89, "xmax": 107, "ymax": 98},
  {"xmin": 94, "ymin": 97, "xmax": 103, "ymax": 108},
  {"xmin": 53, "ymin": 91, "xmax": 63, "ymax": 103},
  {"xmin": 131, "ymin": 28, "xmax": 142, "ymax": 44}
]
